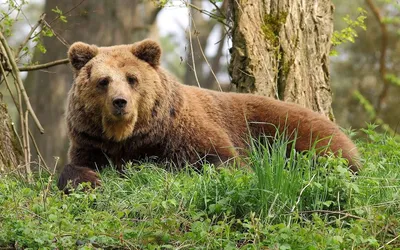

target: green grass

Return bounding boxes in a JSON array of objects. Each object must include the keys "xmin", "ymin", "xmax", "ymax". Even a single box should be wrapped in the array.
[{"xmin": 0, "ymin": 125, "xmax": 399, "ymax": 249}]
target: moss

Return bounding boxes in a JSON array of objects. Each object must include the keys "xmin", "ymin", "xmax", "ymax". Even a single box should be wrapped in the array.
[
  {"xmin": 277, "ymin": 48, "xmax": 295, "ymax": 99},
  {"xmin": 261, "ymin": 12, "xmax": 288, "ymax": 47},
  {"xmin": 281, "ymin": 56, "xmax": 294, "ymax": 79}
]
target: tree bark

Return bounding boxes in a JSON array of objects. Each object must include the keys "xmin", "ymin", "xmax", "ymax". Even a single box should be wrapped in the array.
[
  {"xmin": 228, "ymin": 0, "xmax": 335, "ymax": 119},
  {"xmin": 25, "ymin": 0, "xmax": 160, "ymax": 167},
  {"xmin": 0, "ymin": 98, "xmax": 22, "ymax": 172}
]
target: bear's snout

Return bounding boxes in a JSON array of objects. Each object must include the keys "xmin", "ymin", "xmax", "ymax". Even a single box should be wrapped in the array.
[{"xmin": 112, "ymin": 97, "xmax": 128, "ymax": 115}]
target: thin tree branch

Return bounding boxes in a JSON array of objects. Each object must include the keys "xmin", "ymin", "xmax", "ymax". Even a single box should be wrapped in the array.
[
  {"xmin": 0, "ymin": 30, "xmax": 45, "ymax": 133},
  {"xmin": 18, "ymin": 58, "xmax": 69, "ymax": 72},
  {"xmin": 0, "ymin": 62, "xmax": 23, "ymax": 152},
  {"xmin": 28, "ymin": 130, "xmax": 49, "ymax": 172},
  {"xmin": 186, "ymin": 7, "xmax": 201, "ymax": 88},
  {"xmin": 16, "ymin": 13, "xmax": 46, "ymax": 57},
  {"xmin": 205, "ymin": 28, "xmax": 227, "ymax": 89},
  {"xmin": 0, "ymin": 49, "xmax": 28, "ymax": 175},
  {"xmin": 365, "ymin": 0, "xmax": 389, "ymax": 114},
  {"xmin": 193, "ymin": 22, "xmax": 222, "ymax": 91},
  {"xmin": 42, "ymin": 19, "xmax": 69, "ymax": 47},
  {"xmin": 0, "ymin": 60, "xmax": 50, "ymax": 172},
  {"xmin": 48, "ymin": 0, "xmax": 86, "ymax": 25},
  {"xmin": 209, "ymin": 0, "xmax": 227, "ymax": 20},
  {"xmin": 29, "ymin": 0, "xmax": 87, "ymax": 42},
  {"xmin": 25, "ymin": 110, "xmax": 33, "ymax": 184},
  {"xmin": 187, "ymin": 2, "xmax": 230, "ymax": 28}
]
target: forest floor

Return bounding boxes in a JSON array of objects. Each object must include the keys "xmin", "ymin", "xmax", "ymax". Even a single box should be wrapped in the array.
[{"xmin": 0, "ymin": 125, "xmax": 399, "ymax": 249}]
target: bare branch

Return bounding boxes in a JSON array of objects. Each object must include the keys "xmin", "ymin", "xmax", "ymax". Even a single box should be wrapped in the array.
[
  {"xmin": 187, "ymin": 2, "xmax": 230, "ymax": 28},
  {"xmin": 29, "ymin": 130, "xmax": 49, "ymax": 172},
  {"xmin": 209, "ymin": 0, "xmax": 227, "ymax": 20},
  {"xmin": 186, "ymin": 7, "xmax": 201, "ymax": 88},
  {"xmin": 0, "ymin": 30, "xmax": 45, "ymax": 133},
  {"xmin": 42, "ymin": 20, "xmax": 69, "ymax": 47},
  {"xmin": 18, "ymin": 58, "xmax": 69, "ymax": 72},
  {"xmin": 191, "ymin": 15, "xmax": 222, "ymax": 91},
  {"xmin": 205, "ymin": 28, "xmax": 227, "ymax": 89},
  {"xmin": 25, "ymin": 110, "xmax": 33, "ymax": 184}
]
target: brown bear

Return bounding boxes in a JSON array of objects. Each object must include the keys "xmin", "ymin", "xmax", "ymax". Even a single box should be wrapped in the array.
[{"xmin": 57, "ymin": 39, "xmax": 361, "ymax": 191}]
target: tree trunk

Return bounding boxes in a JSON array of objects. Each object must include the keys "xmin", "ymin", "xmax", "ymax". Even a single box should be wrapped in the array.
[
  {"xmin": 25, "ymin": 0, "xmax": 160, "ymax": 168},
  {"xmin": 228, "ymin": 0, "xmax": 334, "ymax": 119},
  {"xmin": 0, "ymin": 98, "xmax": 22, "ymax": 172}
]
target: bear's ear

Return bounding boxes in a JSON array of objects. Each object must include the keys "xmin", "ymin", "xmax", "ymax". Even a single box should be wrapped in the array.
[
  {"xmin": 131, "ymin": 39, "xmax": 161, "ymax": 67},
  {"xmin": 68, "ymin": 42, "xmax": 99, "ymax": 70}
]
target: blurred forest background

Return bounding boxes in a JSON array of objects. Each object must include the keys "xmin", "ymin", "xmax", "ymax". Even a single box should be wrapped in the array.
[{"xmin": 0, "ymin": 0, "xmax": 399, "ymax": 168}]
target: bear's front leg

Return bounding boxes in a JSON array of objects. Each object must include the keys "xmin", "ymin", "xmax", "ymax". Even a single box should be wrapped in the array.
[
  {"xmin": 57, "ymin": 145, "xmax": 108, "ymax": 193},
  {"xmin": 57, "ymin": 164, "xmax": 101, "ymax": 192}
]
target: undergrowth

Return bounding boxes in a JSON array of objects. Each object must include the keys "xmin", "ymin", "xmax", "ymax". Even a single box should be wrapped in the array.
[{"xmin": 0, "ymin": 126, "xmax": 399, "ymax": 249}]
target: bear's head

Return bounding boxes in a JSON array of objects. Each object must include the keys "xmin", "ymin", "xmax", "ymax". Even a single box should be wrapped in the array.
[{"xmin": 68, "ymin": 39, "xmax": 162, "ymax": 141}]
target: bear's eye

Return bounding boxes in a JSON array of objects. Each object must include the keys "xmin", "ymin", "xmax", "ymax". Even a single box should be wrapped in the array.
[
  {"xmin": 98, "ymin": 78, "xmax": 109, "ymax": 87},
  {"xmin": 127, "ymin": 76, "xmax": 137, "ymax": 86}
]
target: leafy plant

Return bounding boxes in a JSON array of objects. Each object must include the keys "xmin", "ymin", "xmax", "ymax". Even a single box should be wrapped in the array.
[
  {"xmin": 331, "ymin": 7, "xmax": 367, "ymax": 56},
  {"xmin": 0, "ymin": 128, "xmax": 399, "ymax": 249}
]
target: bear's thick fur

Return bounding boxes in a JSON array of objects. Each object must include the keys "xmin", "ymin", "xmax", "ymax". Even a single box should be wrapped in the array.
[{"xmin": 57, "ymin": 39, "xmax": 361, "ymax": 191}]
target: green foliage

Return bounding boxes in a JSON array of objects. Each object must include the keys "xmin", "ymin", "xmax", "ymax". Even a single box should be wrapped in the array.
[
  {"xmin": 51, "ymin": 6, "xmax": 67, "ymax": 23},
  {"xmin": 0, "ymin": 0, "xmax": 29, "ymax": 37},
  {"xmin": 0, "ymin": 1, "xmax": 63, "ymax": 56},
  {"xmin": 353, "ymin": 90, "xmax": 376, "ymax": 120},
  {"xmin": 353, "ymin": 91, "xmax": 400, "ymax": 137},
  {"xmin": 248, "ymin": 129, "xmax": 356, "ymax": 221},
  {"xmin": 261, "ymin": 12, "xmax": 288, "ymax": 47},
  {"xmin": 385, "ymin": 73, "xmax": 400, "ymax": 87},
  {"xmin": 0, "ymin": 129, "xmax": 399, "ymax": 249},
  {"xmin": 331, "ymin": 7, "xmax": 367, "ymax": 56}
]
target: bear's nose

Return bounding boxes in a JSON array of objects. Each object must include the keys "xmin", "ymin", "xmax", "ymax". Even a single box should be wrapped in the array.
[{"xmin": 113, "ymin": 98, "xmax": 127, "ymax": 109}]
